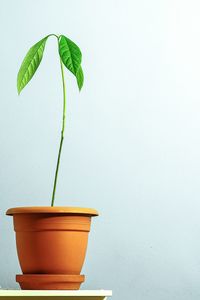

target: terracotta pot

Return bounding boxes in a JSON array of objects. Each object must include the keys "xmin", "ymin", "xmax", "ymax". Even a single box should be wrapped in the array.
[
  {"xmin": 16, "ymin": 274, "xmax": 85, "ymax": 290},
  {"xmin": 6, "ymin": 207, "xmax": 98, "ymax": 275}
]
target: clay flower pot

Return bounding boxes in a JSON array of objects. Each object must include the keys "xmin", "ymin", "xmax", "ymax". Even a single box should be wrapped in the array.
[{"xmin": 6, "ymin": 206, "xmax": 98, "ymax": 289}]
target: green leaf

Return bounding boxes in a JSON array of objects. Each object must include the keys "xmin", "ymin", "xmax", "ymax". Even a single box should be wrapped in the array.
[
  {"xmin": 17, "ymin": 36, "xmax": 48, "ymax": 94},
  {"xmin": 59, "ymin": 35, "xmax": 82, "ymax": 76},
  {"xmin": 76, "ymin": 66, "xmax": 84, "ymax": 91}
]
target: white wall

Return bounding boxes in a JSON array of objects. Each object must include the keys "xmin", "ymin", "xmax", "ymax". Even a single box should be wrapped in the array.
[{"xmin": 1, "ymin": 0, "xmax": 200, "ymax": 299}]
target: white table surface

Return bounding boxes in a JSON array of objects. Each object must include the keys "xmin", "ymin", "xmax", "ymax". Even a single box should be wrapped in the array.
[{"xmin": 0, "ymin": 290, "xmax": 112, "ymax": 299}]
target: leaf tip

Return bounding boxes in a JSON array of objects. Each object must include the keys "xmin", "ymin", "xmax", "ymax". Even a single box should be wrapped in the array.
[{"xmin": 17, "ymin": 84, "xmax": 21, "ymax": 95}]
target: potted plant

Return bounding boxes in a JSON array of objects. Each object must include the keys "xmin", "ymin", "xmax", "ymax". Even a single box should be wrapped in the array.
[{"xmin": 6, "ymin": 34, "xmax": 98, "ymax": 290}]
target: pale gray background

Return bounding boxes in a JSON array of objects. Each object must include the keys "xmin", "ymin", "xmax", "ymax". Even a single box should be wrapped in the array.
[{"xmin": 0, "ymin": 0, "xmax": 200, "ymax": 299}]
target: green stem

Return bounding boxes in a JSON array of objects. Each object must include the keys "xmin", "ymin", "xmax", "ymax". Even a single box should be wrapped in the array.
[{"xmin": 51, "ymin": 49, "xmax": 66, "ymax": 206}]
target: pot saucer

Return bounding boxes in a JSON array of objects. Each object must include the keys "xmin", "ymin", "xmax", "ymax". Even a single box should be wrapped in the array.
[{"xmin": 16, "ymin": 274, "xmax": 85, "ymax": 290}]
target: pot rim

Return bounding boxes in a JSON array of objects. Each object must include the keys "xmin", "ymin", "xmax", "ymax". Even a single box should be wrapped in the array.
[{"xmin": 6, "ymin": 206, "xmax": 98, "ymax": 216}]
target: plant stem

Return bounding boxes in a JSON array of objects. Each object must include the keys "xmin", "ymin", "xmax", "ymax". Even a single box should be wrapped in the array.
[{"xmin": 51, "ymin": 55, "xmax": 66, "ymax": 206}]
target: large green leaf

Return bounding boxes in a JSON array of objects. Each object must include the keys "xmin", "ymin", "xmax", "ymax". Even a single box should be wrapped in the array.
[
  {"xmin": 59, "ymin": 35, "xmax": 82, "ymax": 75},
  {"xmin": 76, "ymin": 66, "xmax": 84, "ymax": 91},
  {"xmin": 17, "ymin": 36, "xmax": 48, "ymax": 94},
  {"xmin": 59, "ymin": 35, "xmax": 84, "ymax": 90}
]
